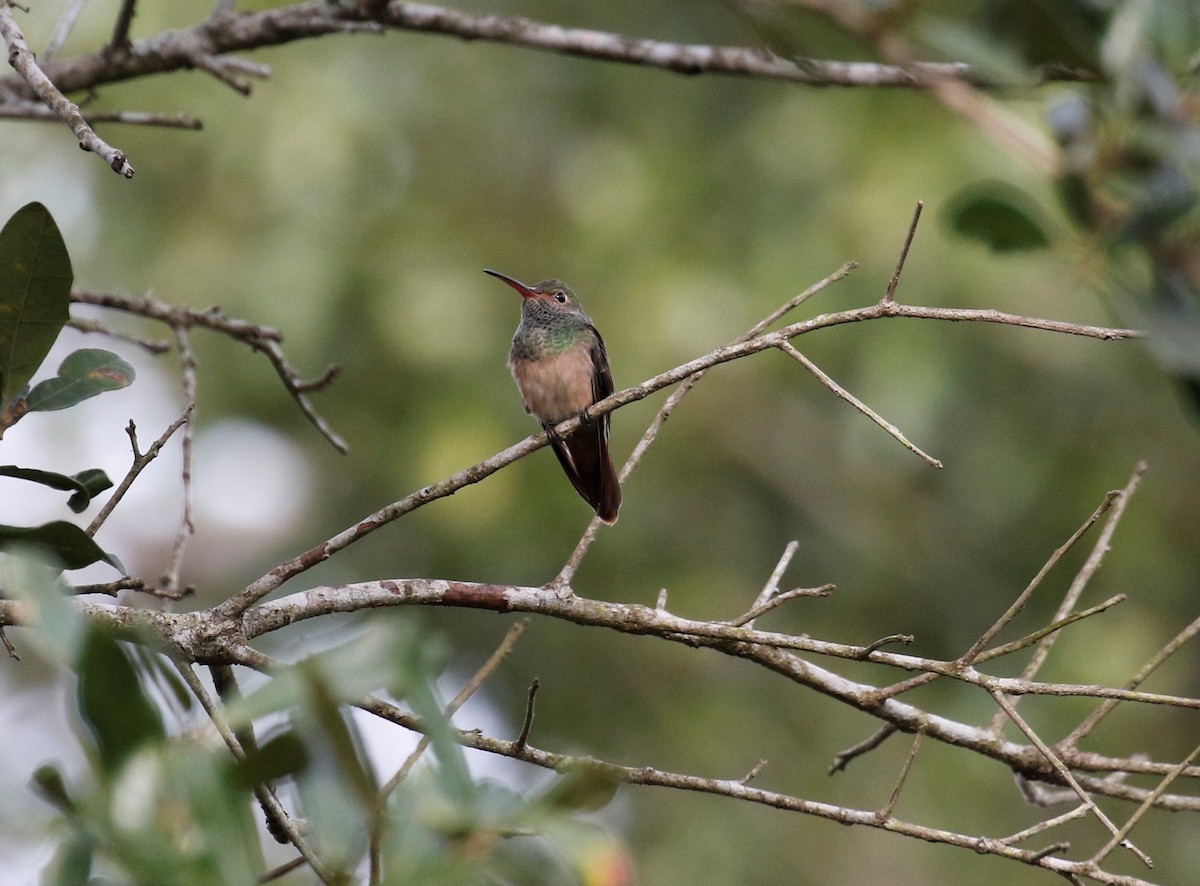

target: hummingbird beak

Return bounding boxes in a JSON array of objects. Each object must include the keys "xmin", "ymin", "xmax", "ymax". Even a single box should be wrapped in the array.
[{"xmin": 484, "ymin": 269, "xmax": 537, "ymax": 299}]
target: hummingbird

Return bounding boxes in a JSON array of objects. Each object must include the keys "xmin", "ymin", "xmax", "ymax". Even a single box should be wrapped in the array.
[{"xmin": 485, "ymin": 269, "xmax": 621, "ymax": 524}]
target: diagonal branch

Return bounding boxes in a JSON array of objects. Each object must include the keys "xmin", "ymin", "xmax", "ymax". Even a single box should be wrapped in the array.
[
  {"xmin": 228, "ymin": 289, "xmax": 1139, "ymax": 613},
  {"xmin": 0, "ymin": 1, "xmax": 134, "ymax": 176}
]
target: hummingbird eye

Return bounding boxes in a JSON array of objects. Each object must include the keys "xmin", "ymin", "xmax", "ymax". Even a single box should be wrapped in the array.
[{"xmin": 554, "ymin": 291, "xmax": 568, "ymax": 304}]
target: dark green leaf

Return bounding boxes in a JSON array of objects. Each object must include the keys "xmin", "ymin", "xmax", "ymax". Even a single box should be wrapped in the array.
[
  {"xmin": 67, "ymin": 469, "xmax": 113, "ymax": 512},
  {"xmin": 232, "ymin": 730, "xmax": 309, "ymax": 788},
  {"xmin": 0, "ymin": 521, "xmax": 122, "ymax": 571},
  {"xmin": 0, "ymin": 203, "xmax": 72, "ymax": 407},
  {"xmin": 2, "ymin": 549, "xmax": 85, "ymax": 660},
  {"xmin": 538, "ymin": 762, "xmax": 622, "ymax": 812},
  {"xmin": 945, "ymin": 185, "xmax": 1052, "ymax": 252},
  {"xmin": 0, "ymin": 465, "xmax": 112, "ymax": 513},
  {"xmin": 76, "ymin": 628, "xmax": 165, "ymax": 772},
  {"xmin": 31, "ymin": 763, "xmax": 76, "ymax": 814},
  {"xmin": 25, "ymin": 349, "xmax": 135, "ymax": 412},
  {"xmin": 45, "ymin": 832, "xmax": 93, "ymax": 886}
]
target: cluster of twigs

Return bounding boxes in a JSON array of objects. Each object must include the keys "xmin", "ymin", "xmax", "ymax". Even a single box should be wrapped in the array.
[
  {"xmin": 0, "ymin": 0, "xmax": 1087, "ymax": 178},
  {"xmin": 2, "ymin": 203, "xmax": 1193, "ymax": 884}
]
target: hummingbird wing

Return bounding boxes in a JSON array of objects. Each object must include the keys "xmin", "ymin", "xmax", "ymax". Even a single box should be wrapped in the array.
[{"xmin": 541, "ymin": 324, "xmax": 620, "ymax": 523}]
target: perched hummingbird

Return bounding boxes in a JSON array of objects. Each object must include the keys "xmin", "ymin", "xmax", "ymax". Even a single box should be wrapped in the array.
[{"xmin": 485, "ymin": 269, "xmax": 621, "ymax": 524}]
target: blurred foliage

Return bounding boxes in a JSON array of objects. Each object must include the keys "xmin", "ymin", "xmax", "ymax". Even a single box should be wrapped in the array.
[{"xmin": 1, "ymin": 1, "xmax": 1199, "ymax": 885}]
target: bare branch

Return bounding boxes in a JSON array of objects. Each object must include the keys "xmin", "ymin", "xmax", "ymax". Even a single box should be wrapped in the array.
[
  {"xmin": 88, "ymin": 410, "xmax": 193, "ymax": 536},
  {"xmin": 0, "ymin": 2, "xmax": 134, "ymax": 176},
  {"xmin": 555, "ymin": 262, "xmax": 857, "ymax": 587},
  {"xmin": 991, "ymin": 690, "xmax": 1151, "ymax": 868},
  {"xmin": 777, "ymin": 340, "xmax": 942, "ymax": 468},
  {"xmin": 42, "ymin": 0, "xmax": 88, "ymax": 60},
  {"xmin": 963, "ymin": 488, "xmax": 1121, "ymax": 665},
  {"xmin": 71, "ymin": 290, "xmax": 346, "ymax": 452},
  {"xmin": 994, "ymin": 463, "xmax": 1145, "ymax": 730},
  {"xmin": 884, "ymin": 200, "xmax": 923, "ymax": 303},
  {"xmin": 830, "ymin": 724, "xmax": 897, "ymax": 774},
  {"xmin": 352, "ymin": 694, "xmax": 1157, "ymax": 886},
  {"xmin": 0, "ymin": 102, "xmax": 203, "ymax": 127}
]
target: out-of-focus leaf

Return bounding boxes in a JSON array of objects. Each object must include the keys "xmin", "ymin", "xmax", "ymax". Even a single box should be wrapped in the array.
[
  {"xmin": 918, "ymin": 18, "xmax": 1036, "ymax": 85},
  {"xmin": 538, "ymin": 762, "xmax": 623, "ymax": 813},
  {"xmin": 77, "ymin": 628, "xmax": 165, "ymax": 773},
  {"xmin": 44, "ymin": 832, "xmax": 93, "ymax": 886},
  {"xmin": 980, "ymin": 0, "xmax": 1108, "ymax": 71},
  {"xmin": 945, "ymin": 184, "xmax": 1052, "ymax": 251},
  {"xmin": 132, "ymin": 645, "xmax": 194, "ymax": 713},
  {"xmin": 2, "ymin": 548, "xmax": 84, "ymax": 661},
  {"xmin": 31, "ymin": 763, "xmax": 77, "ymax": 814},
  {"xmin": 0, "ymin": 202, "xmax": 72, "ymax": 407},
  {"xmin": 0, "ymin": 465, "xmax": 112, "ymax": 513},
  {"xmin": 231, "ymin": 730, "xmax": 309, "ymax": 787},
  {"xmin": 232, "ymin": 621, "xmax": 443, "ymax": 725},
  {"xmin": 0, "ymin": 521, "xmax": 122, "ymax": 571},
  {"xmin": 25, "ymin": 349, "xmax": 135, "ymax": 412}
]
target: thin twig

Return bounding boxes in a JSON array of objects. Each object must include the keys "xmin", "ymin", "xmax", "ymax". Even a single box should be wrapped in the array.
[
  {"xmin": 0, "ymin": 623, "xmax": 18, "ymax": 660},
  {"xmin": 70, "ymin": 576, "xmax": 192, "ymax": 600},
  {"xmin": 109, "ymin": 0, "xmax": 137, "ymax": 50},
  {"xmin": 0, "ymin": 1, "xmax": 1097, "ymax": 106},
  {"xmin": 877, "ymin": 594, "xmax": 1127, "ymax": 701},
  {"xmin": 369, "ymin": 619, "xmax": 529, "ymax": 885},
  {"xmin": 0, "ymin": 105, "xmax": 204, "ymax": 128},
  {"xmin": 514, "ymin": 678, "xmax": 540, "ymax": 751},
  {"xmin": 990, "ymin": 690, "xmax": 1151, "ymax": 868},
  {"xmin": 554, "ymin": 262, "xmax": 859, "ymax": 587},
  {"xmin": 1091, "ymin": 741, "xmax": 1200, "ymax": 865},
  {"xmin": 830, "ymin": 724, "xmax": 898, "ymax": 774},
  {"xmin": 740, "ymin": 759, "xmax": 768, "ymax": 784},
  {"xmin": 160, "ymin": 327, "xmax": 197, "ymax": 593},
  {"xmin": 70, "ymin": 291, "xmax": 346, "ymax": 452},
  {"xmin": 961, "ymin": 489, "xmax": 1120, "ymax": 665},
  {"xmin": 990, "ymin": 463, "xmax": 1145, "ymax": 731},
  {"xmin": 737, "ymin": 540, "xmax": 799, "ymax": 629},
  {"xmin": 88, "ymin": 409, "xmax": 192, "ymax": 536},
  {"xmin": 168, "ymin": 656, "xmax": 333, "ymax": 883},
  {"xmin": 884, "ymin": 201, "xmax": 923, "ymax": 303},
  {"xmin": 66, "ymin": 316, "xmax": 172, "ymax": 352},
  {"xmin": 999, "ymin": 805, "xmax": 1090, "ymax": 845},
  {"xmin": 350, "ymin": 693, "xmax": 1154, "ymax": 886},
  {"xmin": 41, "ymin": 0, "xmax": 88, "ymax": 60},
  {"xmin": 727, "ymin": 584, "xmax": 835, "ymax": 628},
  {"xmin": 257, "ymin": 856, "xmax": 306, "ymax": 884},
  {"xmin": 777, "ymin": 341, "xmax": 942, "ymax": 468},
  {"xmin": 877, "ymin": 729, "xmax": 923, "ymax": 820},
  {"xmin": 1064, "ymin": 610, "xmax": 1200, "ymax": 749},
  {"xmin": 0, "ymin": 3, "xmax": 134, "ymax": 176},
  {"xmin": 376, "ymin": 619, "xmax": 529, "ymax": 802}
]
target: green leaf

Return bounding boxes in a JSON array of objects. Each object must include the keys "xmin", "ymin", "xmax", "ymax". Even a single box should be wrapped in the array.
[
  {"xmin": 25, "ymin": 349, "xmax": 135, "ymax": 412},
  {"xmin": 538, "ymin": 762, "xmax": 622, "ymax": 813},
  {"xmin": 232, "ymin": 730, "xmax": 309, "ymax": 788},
  {"xmin": 76, "ymin": 628, "xmax": 165, "ymax": 773},
  {"xmin": 945, "ymin": 184, "xmax": 1052, "ymax": 252},
  {"xmin": 0, "ymin": 203, "xmax": 72, "ymax": 407},
  {"xmin": 2, "ymin": 549, "xmax": 85, "ymax": 661},
  {"xmin": 31, "ymin": 763, "xmax": 77, "ymax": 814},
  {"xmin": 0, "ymin": 465, "xmax": 112, "ymax": 513},
  {"xmin": 0, "ymin": 521, "xmax": 122, "ymax": 571},
  {"xmin": 44, "ymin": 833, "xmax": 93, "ymax": 886}
]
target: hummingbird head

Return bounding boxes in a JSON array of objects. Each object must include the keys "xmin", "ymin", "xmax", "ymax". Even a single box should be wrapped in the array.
[{"xmin": 484, "ymin": 269, "xmax": 591, "ymax": 324}]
